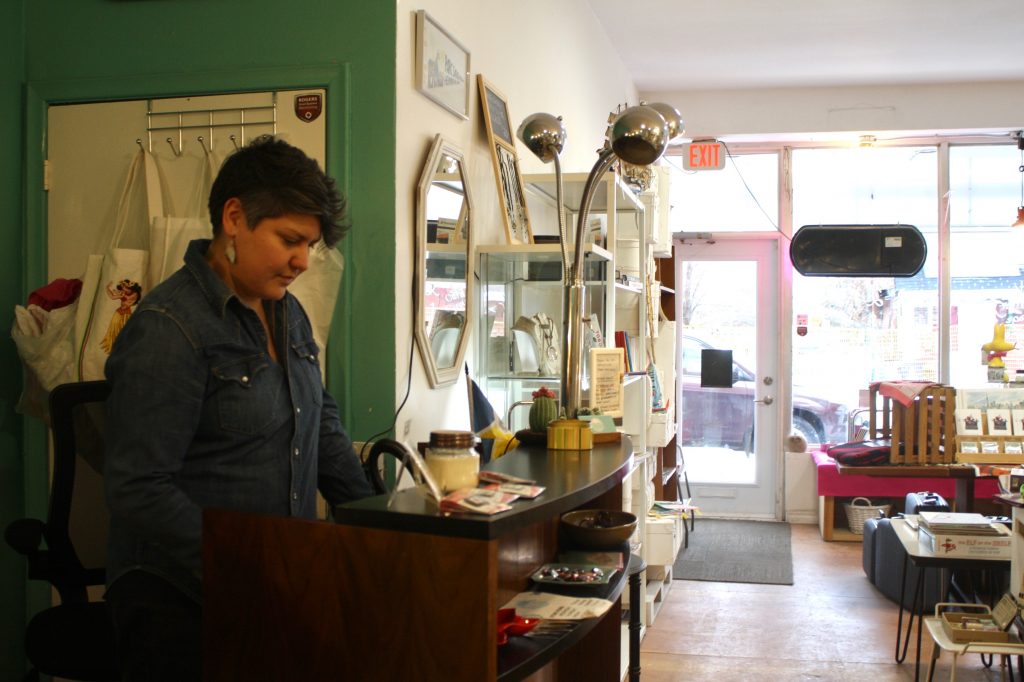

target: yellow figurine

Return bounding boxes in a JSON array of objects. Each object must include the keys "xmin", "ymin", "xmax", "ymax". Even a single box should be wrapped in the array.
[{"xmin": 982, "ymin": 323, "xmax": 1015, "ymax": 368}]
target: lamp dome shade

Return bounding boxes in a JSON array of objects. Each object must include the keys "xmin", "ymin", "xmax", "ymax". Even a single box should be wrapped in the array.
[
  {"xmin": 609, "ymin": 105, "xmax": 668, "ymax": 166},
  {"xmin": 517, "ymin": 113, "xmax": 566, "ymax": 163}
]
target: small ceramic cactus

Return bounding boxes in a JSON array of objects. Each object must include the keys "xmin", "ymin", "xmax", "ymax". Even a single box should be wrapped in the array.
[{"xmin": 529, "ymin": 386, "xmax": 558, "ymax": 432}]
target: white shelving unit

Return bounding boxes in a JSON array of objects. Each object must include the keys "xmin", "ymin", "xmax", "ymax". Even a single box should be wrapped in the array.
[{"xmin": 518, "ymin": 169, "xmax": 683, "ymax": 635}]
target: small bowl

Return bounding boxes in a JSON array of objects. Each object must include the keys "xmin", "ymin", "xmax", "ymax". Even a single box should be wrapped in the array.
[{"xmin": 560, "ymin": 509, "xmax": 638, "ymax": 550}]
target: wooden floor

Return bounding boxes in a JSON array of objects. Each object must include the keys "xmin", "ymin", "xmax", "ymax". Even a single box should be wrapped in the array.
[{"xmin": 637, "ymin": 522, "xmax": 1011, "ymax": 681}]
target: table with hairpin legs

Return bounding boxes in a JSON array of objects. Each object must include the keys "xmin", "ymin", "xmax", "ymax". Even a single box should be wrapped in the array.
[{"xmin": 890, "ymin": 518, "xmax": 1010, "ymax": 681}]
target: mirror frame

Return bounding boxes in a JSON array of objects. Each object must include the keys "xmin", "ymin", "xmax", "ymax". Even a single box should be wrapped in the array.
[{"xmin": 414, "ymin": 134, "xmax": 474, "ymax": 388}]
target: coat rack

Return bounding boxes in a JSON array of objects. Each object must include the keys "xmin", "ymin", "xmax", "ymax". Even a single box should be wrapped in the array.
[{"xmin": 142, "ymin": 94, "xmax": 278, "ymax": 156}]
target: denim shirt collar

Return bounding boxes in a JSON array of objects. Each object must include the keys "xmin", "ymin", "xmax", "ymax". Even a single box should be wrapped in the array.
[{"xmin": 183, "ymin": 238, "xmax": 237, "ymax": 318}]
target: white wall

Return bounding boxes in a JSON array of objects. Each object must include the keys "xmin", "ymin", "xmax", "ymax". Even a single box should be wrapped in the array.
[
  {"xmin": 643, "ymin": 81, "xmax": 1024, "ymax": 139},
  {"xmin": 395, "ymin": 0, "xmax": 637, "ymax": 445}
]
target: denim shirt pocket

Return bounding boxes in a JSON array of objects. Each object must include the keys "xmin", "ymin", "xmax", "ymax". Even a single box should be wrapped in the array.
[
  {"xmin": 289, "ymin": 340, "xmax": 324, "ymax": 409},
  {"xmin": 210, "ymin": 351, "xmax": 275, "ymax": 434}
]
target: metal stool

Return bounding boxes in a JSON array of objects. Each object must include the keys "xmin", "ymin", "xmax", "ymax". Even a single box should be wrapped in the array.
[{"xmin": 628, "ymin": 553, "xmax": 647, "ymax": 681}]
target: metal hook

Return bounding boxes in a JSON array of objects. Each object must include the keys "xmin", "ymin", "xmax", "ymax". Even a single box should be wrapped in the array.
[
  {"xmin": 166, "ymin": 137, "xmax": 183, "ymax": 157},
  {"xmin": 229, "ymin": 134, "xmax": 240, "ymax": 151},
  {"xmin": 197, "ymin": 135, "xmax": 211, "ymax": 156},
  {"xmin": 135, "ymin": 138, "xmax": 146, "ymax": 153}
]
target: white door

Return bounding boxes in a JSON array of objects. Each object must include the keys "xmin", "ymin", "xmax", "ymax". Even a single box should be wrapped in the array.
[{"xmin": 675, "ymin": 236, "xmax": 781, "ymax": 519}]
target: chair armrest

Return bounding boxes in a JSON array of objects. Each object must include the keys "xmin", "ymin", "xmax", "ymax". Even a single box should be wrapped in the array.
[
  {"xmin": 4, "ymin": 517, "xmax": 45, "ymax": 556},
  {"xmin": 962, "ymin": 640, "xmax": 1024, "ymax": 656}
]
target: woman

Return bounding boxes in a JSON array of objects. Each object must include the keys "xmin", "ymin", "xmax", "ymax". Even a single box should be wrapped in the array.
[{"xmin": 103, "ymin": 136, "xmax": 373, "ymax": 681}]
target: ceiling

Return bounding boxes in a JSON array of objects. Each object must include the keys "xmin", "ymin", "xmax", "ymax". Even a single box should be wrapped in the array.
[{"xmin": 585, "ymin": 0, "xmax": 1024, "ymax": 92}]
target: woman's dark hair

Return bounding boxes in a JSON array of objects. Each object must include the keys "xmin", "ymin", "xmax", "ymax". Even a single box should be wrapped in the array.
[{"xmin": 208, "ymin": 135, "xmax": 349, "ymax": 247}]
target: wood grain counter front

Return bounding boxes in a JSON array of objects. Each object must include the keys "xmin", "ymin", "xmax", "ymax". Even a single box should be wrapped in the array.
[{"xmin": 203, "ymin": 439, "xmax": 634, "ymax": 682}]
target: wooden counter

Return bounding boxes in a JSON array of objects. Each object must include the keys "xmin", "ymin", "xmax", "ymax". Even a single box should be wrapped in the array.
[{"xmin": 203, "ymin": 439, "xmax": 634, "ymax": 681}]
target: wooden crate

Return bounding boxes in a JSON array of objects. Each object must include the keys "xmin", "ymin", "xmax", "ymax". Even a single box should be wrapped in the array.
[{"xmin": 868, "ymin": 384, "xmax": 956, "ymax": 464}]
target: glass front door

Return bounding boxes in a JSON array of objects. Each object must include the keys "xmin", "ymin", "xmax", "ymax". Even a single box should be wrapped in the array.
[{"xmin": 676, "ymin": 237, "xmax": 780, "ymax": 518}]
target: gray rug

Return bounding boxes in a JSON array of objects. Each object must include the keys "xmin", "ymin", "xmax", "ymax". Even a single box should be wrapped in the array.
[{"xmin": 672, "ymin": 519, "xmax": 794, "ymax": 585}]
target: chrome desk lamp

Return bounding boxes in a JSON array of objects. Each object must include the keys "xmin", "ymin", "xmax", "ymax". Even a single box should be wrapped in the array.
[{"xmin": 517, "ymin": 103, "xmax": 684, "ymax": 420}]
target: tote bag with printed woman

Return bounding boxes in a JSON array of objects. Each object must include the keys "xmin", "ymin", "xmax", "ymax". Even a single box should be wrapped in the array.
[{"xmin": 75, "ymin": 148, "xmax": 160, "ymax": 381}]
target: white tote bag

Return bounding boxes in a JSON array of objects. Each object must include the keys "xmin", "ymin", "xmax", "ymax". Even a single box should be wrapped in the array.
[
  {"xmin": 75, "ymin": 149, "xmax": 160, "ymax": 381},
  {"xmin": 148, "ymin": 151, "xmax": 215, "ymax": 287},
  {"xmin": 289, "ymin": 246, "xmax": 345, "ymax": 357}
]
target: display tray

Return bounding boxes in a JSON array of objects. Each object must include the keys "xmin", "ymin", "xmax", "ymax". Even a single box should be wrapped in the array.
[
  {"xmin": 530, "ymin": 563, "xmax": 617, "ymax": 586},
  {"xmin": 941, "ymin": 612, "xmax": 1013, "ymax": 643},
  {"xmin": 955, "ymin": 435, "xmax": 1024, "ymax": 464}
]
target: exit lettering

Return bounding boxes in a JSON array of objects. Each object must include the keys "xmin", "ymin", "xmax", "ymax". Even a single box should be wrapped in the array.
[{"xmin": 682, "ymin": 142, "xmax": 726, "ymax": 170}]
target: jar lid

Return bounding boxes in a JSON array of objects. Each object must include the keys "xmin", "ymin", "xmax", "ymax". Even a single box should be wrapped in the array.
[{"xmin": 429, "ymin": 430, "xmax": 478, "ymax": 448}]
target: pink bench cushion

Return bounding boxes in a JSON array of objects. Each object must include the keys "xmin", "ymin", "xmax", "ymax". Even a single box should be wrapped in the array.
[{"xmin": 811, "ymin": 449, "xmax": 1000, "ymax": 499}]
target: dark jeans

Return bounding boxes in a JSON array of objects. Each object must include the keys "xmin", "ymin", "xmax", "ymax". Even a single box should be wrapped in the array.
[{"xmin": 106, "ymin": 570, "xmax": 202, "ymax": 681}]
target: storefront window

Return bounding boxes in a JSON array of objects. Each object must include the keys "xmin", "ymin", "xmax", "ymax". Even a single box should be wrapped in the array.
[
  {"xmin": 948, "ymin": 144, "xmax": 1024, "ymax": 388},
  {"xmin": 668, "ymin": 151, "xmax": 778, "ymax": 233},
  {"xmin": 791, "ymin": 146, "xmax": 938, "ymax": 431},
  {"xmin": 669, "ymin": 140, "xmax": 1019, "ymax": 447}
]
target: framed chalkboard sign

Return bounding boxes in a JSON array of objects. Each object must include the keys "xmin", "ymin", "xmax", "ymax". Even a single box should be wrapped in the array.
[{"xmin": 477, "ymin": 74, "xmax": 533, "ymax": 244}]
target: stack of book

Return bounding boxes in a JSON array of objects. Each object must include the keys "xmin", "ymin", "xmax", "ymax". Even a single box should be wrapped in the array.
[{"xmin": 917, "ymin": 511, "xmax": 1011, "ymax": 558}]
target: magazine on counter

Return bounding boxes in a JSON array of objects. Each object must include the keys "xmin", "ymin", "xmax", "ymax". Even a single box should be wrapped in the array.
[
  {"xmin": 439, "ymin": 488, "xmax": 519, "ymax": 515},
  {"xmin": 482, "ymin": 482, "xmax": 546, "ymax": 498}
]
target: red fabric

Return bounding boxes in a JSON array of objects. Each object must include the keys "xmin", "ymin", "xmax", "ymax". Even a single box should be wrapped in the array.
[
  {"xmin": 870, "ymin": 380, "xmax": 941, "ymax": 408},
  {"xmin": 811, "ymin": 449, "xmax": 1000, "ymax": 499},
  {"xmin": 27, "ymin": 278, "xmax": 82, "ymax": 311}
]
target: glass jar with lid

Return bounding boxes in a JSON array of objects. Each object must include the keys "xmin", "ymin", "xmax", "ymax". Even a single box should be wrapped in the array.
[{"xmin": 425, "ymin": 430, "xmax": 480, "ymax": 493}]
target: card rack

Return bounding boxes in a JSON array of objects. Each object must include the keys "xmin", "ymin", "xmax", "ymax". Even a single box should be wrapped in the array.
[{"xmin": 955, "ymin": 435, "xmax": 1024, "ymax": 464}]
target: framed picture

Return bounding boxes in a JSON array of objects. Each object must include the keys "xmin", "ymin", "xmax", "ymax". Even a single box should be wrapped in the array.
[
  {"xmin": 988, "ymin": 408, "xmax": 1013, "ymax": 436},
  {"xmin": 415, "ymin": 11, "xmax": 470, "ymax": 119},
  {"xmin": 477, "ymin": 74, "xmax": 533, "ymax": 244},
  {"xmin": 955, "ymin": 408, "xmax": 983, "ymax": 436},
  {"xmin": 1011, "ymin": 409, "xmax": 1024, "ymax": 435},
  {"xmin": 589, "ymin": 347, "xmax": 625, "ymax": 418}
]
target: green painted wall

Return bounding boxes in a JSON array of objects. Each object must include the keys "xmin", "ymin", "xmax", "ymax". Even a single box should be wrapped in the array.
[
  {"xmin": 5, "ymin": 1, "xmax": 397, "ymax": 675},
  {"xmin": 0, "ymin": 3, "xmax": 26, "ymax": 677}
]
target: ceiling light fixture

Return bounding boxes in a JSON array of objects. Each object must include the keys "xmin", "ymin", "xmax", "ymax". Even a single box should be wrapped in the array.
[
  {"xmin": 1013, "ymin": 131, "xmax": 1024, "ymax": 228},
  {"xmin": 859, "ymin": 135, "xmax": 876, "ymax": 148}
]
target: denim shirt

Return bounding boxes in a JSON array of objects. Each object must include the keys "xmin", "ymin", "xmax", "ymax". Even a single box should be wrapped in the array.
[{"xmin": 104, "ymin": 239, "xmax": 372, "ymax": 602}]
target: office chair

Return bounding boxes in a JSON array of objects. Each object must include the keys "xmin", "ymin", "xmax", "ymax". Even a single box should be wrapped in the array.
[{"xmin": 5, "ymin": 380, "xmax": 118, "ymax": 681}]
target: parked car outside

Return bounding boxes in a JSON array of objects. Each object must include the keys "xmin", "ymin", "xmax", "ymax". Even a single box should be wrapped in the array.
[{"xmin": 680, "ymin": 335, "xmax": 848, "ymax": 450}]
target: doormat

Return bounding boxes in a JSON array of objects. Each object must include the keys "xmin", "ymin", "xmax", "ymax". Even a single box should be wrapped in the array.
[{"xmin": 672, "ymin": 519, "xmax": 793, "ymax": 585}]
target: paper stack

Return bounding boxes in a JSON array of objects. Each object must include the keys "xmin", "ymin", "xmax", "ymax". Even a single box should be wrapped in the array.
[{"xmin": 918, "ymin": 511, "xmax": 1011, "ymax": 559}]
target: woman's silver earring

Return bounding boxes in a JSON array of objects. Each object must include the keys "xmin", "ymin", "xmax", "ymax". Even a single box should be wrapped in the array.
[{"xmin": 225, "ymin": 239, "xmax": 237, "ymax": 265}]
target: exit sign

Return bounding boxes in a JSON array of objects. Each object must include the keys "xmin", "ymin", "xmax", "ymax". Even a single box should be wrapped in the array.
[{"xmin": 682, "ymin": 141, "xmax": 725, "ymax": 170}]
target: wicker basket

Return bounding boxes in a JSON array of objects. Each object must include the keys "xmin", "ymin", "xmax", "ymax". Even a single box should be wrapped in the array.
[{"xmin": 843, "ymin": 496, "xmax": 890, "ymax": 535}]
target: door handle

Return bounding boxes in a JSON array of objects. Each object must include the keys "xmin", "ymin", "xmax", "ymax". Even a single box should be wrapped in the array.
[{"xmin": 754, "ymin": 397, "xmax": 774, "ymax": 405}]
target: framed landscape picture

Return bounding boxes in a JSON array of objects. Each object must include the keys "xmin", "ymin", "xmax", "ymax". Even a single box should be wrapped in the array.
[
  {"xmin": 477, "ymin": 74, "xmax": 533, "ymax": 244},
  {"xmin": 415, "ymin": 11, "xmax": 470, "ymax": 119}
]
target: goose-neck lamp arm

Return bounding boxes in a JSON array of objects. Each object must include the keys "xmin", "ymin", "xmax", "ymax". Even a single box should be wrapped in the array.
[{"xmin": 562, "ymin": 147, "xmax": 617, "ymax": 417}]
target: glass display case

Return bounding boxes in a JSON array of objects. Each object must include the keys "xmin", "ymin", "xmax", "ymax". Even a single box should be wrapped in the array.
[{"xmin": 476, "ymin": 244, "xmax": 611, "ymax": 431}]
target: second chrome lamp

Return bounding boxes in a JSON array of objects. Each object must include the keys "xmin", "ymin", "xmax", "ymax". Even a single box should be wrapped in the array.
[{"xmin": 517, "ymin": 103, "xmax": 685, "ymax": 420}]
